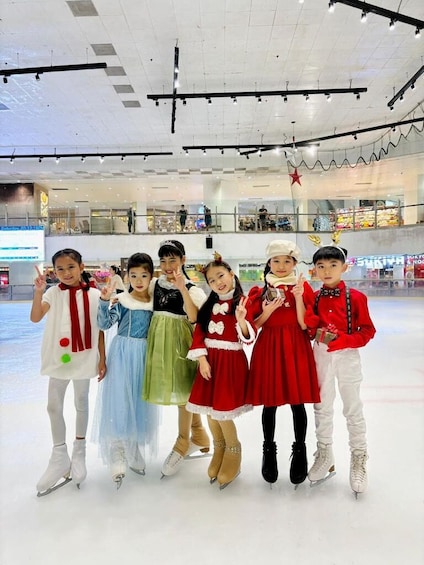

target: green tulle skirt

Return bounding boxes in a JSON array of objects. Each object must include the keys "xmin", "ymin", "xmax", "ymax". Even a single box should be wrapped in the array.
[{"xmin": 142, "ymin": 313, "xmax": 198, "ymax": 405}]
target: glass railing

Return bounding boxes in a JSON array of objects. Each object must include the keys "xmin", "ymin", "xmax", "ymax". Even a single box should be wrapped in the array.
[{"xmin": 0, "ymin": 203, "xmax": 422, "ymax": 236}]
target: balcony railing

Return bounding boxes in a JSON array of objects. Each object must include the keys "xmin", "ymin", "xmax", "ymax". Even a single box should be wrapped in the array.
[{"xmin": 0, "ymin": 203, "xmax": 422, "ymax": 236}]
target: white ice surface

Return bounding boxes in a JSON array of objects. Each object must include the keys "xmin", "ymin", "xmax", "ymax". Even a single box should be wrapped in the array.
[{"xmin": 0, "ymin": 298, "xmax": 423, "ymax": 565}]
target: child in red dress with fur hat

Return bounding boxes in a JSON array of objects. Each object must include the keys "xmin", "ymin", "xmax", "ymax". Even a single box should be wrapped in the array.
[{"xmin": 246, "ymin": 239, "xmax": 320, "ymax": 487}]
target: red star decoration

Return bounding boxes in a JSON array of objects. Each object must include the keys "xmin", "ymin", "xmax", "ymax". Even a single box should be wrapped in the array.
[{"xmin": 289, "ymin": 168, "xmax": 302, "ymax": 186}]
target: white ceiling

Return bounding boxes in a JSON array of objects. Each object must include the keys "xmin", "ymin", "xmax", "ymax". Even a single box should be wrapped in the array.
[{"xmin": 1, "ymin": 0, "xmax": 423, "ymax": 209}]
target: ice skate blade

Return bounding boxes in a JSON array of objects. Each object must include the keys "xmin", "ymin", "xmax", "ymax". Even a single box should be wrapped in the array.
[
  {"xmin": 309, "ymin": 471, "xmax": 336, "ymax": 488},
  {"xmin": 37, "ymin": 477, "xmax": 72, "ymax": 497},
  {"xmin": 129, "ymin": 466, "xmax": 145, "ymax": 476},
  {"xmin": 218, "ymin": 471, "xmax": 240, "ymax": 490},
  {"xmin": 209, "ymin": 476, "xmax": 217, "ymax": 484},
  {"xmin": 113, "ymin": 474, "xmax": 124, "ymax": 489},
  {"xmin": 184, "ymin": 452, "xmax": 212, "ymax": 460}
]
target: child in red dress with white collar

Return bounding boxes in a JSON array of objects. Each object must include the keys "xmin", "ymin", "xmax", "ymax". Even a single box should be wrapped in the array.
[
  {"xmin": 305, "ymin": 243, "xmax": 376, "ymax": 497},
  {"xmin": 186, "ymin": 254, "xmax": 256, "ymax": 489}
]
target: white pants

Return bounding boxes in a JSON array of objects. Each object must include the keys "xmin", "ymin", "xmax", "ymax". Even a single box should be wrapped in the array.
[
  {"xmin": 47, "ymin": 377, "xmax": 90, "ymax": 445},
  {"xmin": 313, "ymin": 343, "xmax": 367, "ymax": 452}
]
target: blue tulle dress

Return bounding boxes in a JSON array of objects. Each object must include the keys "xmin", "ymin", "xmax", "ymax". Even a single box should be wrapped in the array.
[{"xmin": 92, "ymin": 293, "xmax": 161, "ymax": 467}]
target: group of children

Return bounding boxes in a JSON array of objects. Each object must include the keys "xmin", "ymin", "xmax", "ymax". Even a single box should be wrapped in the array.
[{"xmin": 31, "ymin": 236, "xmax": 376, "ymax": 498}]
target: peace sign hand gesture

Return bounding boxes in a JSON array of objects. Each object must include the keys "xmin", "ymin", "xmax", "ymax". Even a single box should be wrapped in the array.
[
  {"xmin": 292, "ymin": 273, "xmax": 305, "ymax": 299},
  {"xmin": 235, "ymin": 296, "xmax": 248, "ymax": 323},
  {"xmin": 100, "ymin": 280, "xmax": 116, "ymax": 301},
  {"xmin": 34, "ymin": 266, "xmax": 47, "ymax": 292},
  {"xmin": 173, "ymin": 267, "xmax": 185, "ymax": 292}
]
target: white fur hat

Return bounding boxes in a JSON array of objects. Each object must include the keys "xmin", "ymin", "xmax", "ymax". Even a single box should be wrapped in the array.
[{"xmin": 266, "ymin": 239, "xmax": 301, "ymax": 261}]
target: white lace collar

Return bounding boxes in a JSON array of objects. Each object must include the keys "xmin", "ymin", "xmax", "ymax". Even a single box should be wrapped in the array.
[{"xmin": 157, "ymin": 274, "xmax": 191, "ymax": 290}]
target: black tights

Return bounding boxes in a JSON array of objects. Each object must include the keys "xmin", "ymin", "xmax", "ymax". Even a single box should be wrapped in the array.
[{"xmin": 262, "ymin": 404, "xmax": 307, "ymax": 444}]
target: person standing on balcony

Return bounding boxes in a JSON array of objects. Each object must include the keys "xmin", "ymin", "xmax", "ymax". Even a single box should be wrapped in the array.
[
  {"xmin": 127, "ymin": 207, "xmax": 135, "ymax": 233},
  {"xmin": 178, "ymin": 205, "xmax": 188, "ymax": 231},
  {"xmin": 258, "ymin": 205, "xmax": 269, "ymax": 231}
]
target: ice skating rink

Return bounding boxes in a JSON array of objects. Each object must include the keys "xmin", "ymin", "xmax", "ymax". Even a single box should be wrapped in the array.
[{"xmin": 0, "ymin": 298, "xmax": 423, "ymax": 565}]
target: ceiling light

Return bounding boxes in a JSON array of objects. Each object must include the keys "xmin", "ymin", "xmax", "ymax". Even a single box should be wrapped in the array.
[
  {"xmin": 353, "ymin": 134, "xmax": 358, "ymax": 140},
  {"xmin": 81, "ymin": 156, "xmax": 86, "ymax": 162},
  {"xmin": 326, "ymin": 93, "xmax": 332, "ymax": 102},
  {"xmin": 305, "ymin": 94, "xmax": 310, "ymax": 101},
  {"xmin": 389, "ymin": 19, "xmax": 396, "ymax": 30},
  {"xmin": 257, "ymin": 149, "xmax": 262, "ymax": 156},
  {"xmin": 232, "ymin": 97, "xmax": 237, "ymax": 104},
  {"xmin": 121, "ymin": 155, "xmax": 125, "ymax": 161},
  {"xmin": 257, "ymin": 96, "xmax": 262, "ymax": 103},
  {"xmin": 220, "ymin": 148, "xmax": 224, "ymax": 155},
  {"xmin": 411, "ymin": 82, "xmax": 415, "ymax": 90},
  {"xmin": 361, "ymin": 10, "xmax": 367, "ymax": 22},
  {"xmin": 392, "ymin": 126, "xmax": 396, "ymax": 132},
  {"xmin": 415, "ymin": 27, "xmax": 421, "ymax": 38},
  {"xmin": 399, "ymin": 94, "xmax": 404, "ymax": 102},
  {"xmin": 283, "ymin": 95, "xmax": 288, "ymax": 102},
  {"xmin": 38, "ymin": 156, "xmax": 43, "ymax": 163},
  {"xmin": 3, "ymin": 76, "xmax": 7, "ymax": 84},
  {"xmin": 99, "ymin": 155, "xmax": 104, "ymax": 163},
  {"xmin": 9, "ymin": 157, "xmax": 14, "ymax": 164},
  {"xmin": 390, "ymin": 106, "xmax": 394, "ymax": 111},
  {"xmin": 236, "ymin": 148, "xmax": 241, "ymax": 155},
  {"xmin": 356, "ymin": 93, "xmax": 361, "ymax": 100},
  {"xmin": 328, "ymin": 1, "xmax": 335, "ymax": 13},
  {"xmin": 182, "ymin": 98, "xmax": 187, "ymax": 105},
  {"xmin": 207, "ymin": 97, "xmax": 212, "ymax": 104},
  {"xmin": 202, "ymin": 148, "xmax": 207, "ymax": 155},
  {"xmin": 143, "ymin": 155, "xmax": 147, "ymax": 161},
  {"xmin": 274, "ymin": 146, "xmax": 281, "ymax": 154},
  {"xmin": 55, "ymin": 156, "xmax": 60, "ymax": 164},
  {"xmin": 185, "ymin": 149, "xmax": 189, "ymax": 156},
  {"xmin": 35, "ymin": 73, "xmax": 40, "ymax": 81},
  {"xmin": 155, "ymin": 99, "xmax": 159, "ymax": 107}
]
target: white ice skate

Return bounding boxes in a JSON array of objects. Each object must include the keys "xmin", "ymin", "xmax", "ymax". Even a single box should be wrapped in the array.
[
  {"xmin": 71, "ymin": 439, "xmax": 87, "ymax": 489},
  {"xmin": 350, "ymin": 450, "xmax": 368, "ymax": 499},
  {"xmin": 110, "ymin": 442, "xmax": 127, "ymax": 489},
  {"xmin": 129, "ymin": 444, "xmax": 146, "ymax": 476},
  {"xmin": 184, "ymin": 440, "xmax": 212, "ymax": 460},
  {"xmin": 37, "ymin": 444, "xmax": 72, "ymax": 497},
  {"xmin": 161, "ymin": 449, "xmax": 184, "ymax": 478},
  {"xmin": 308, "ymin": 442, "xmax": 336, "ymax": 487}
]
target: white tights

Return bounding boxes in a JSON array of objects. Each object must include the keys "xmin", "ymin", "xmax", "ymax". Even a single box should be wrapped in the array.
[{"xmin": 47, "ymin": 377, "xmax": 90, "ymax": 445}]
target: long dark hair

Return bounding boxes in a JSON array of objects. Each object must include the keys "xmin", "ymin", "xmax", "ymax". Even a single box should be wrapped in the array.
[
  {"xmin": 126, "ymin": 253, "xmax": 154, "ymax": 293},
  {"xmin": 52, "ymin": 248, "xmax": 91, "ymax": 287},
  {"xmin": 110, "ymin": 264, "xmax": 121, "ymax": 277},
  {"xmin": 158, "ymin": 239, "xmax": 191, "ymax": 279},
  {"xmin": 197, "ymin": 259, "xmax": 244, "ymax": 333}
]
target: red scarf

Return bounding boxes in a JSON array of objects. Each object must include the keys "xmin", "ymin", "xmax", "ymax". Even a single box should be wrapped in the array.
[{"xmin": 58, "ymin": 282, "xmax": 94, "ymax": 352}]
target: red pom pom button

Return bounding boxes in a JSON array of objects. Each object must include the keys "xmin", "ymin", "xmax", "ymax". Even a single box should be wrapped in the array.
[{"xmin": 59, "ymin": 337, "xmax": 70, "ymax": 347}]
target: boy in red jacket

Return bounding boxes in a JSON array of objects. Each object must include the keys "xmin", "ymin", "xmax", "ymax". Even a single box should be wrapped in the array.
[{"xmin": 305, "ymin": 244, "xmax": 376, "ymax": 497}]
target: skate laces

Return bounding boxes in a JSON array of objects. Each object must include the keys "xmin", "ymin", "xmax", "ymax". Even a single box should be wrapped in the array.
[
  {"xmin": 165, "ymin": 450, "xmax": 183, "ymax": 468},
  {"xmin": 351, "ymin": 452, "xmax": 367, "ymax": 478}
]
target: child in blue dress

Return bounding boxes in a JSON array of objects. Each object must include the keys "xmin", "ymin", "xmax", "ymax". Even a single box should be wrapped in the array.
[{"xmin": 92, "ymin": 253, "xmax": 161, "ymax": 488}]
